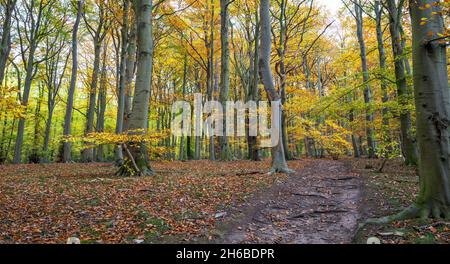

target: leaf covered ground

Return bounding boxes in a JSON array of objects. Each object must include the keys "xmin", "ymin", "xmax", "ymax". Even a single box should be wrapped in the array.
[
  {"xmin": 0, "ymin": 160, "xmax": 303, "ymax": 244},
  {"xmin": 1, "ymin": 158, "xmax": 448, "ymax": 244}
]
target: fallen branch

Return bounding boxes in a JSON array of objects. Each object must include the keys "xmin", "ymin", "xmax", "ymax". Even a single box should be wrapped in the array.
[{"xmin": 122, "ymin": 143, "xmax": 141, "ymax": 175}]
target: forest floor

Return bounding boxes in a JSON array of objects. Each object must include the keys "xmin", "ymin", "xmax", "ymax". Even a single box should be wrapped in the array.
[{"xmin": 0, "ymin": 158, "xmax": 448, "ymax": 244}]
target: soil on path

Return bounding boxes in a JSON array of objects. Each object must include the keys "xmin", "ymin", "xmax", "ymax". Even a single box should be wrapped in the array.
[{"xmin": 219, "ymin": 159, "xmax": 362, "ymax": 244}]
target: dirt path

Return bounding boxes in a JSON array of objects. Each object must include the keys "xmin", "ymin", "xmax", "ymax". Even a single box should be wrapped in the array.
[{"xmin": 221, "ymin": 159, "xmax": 362, "ymax": 244}]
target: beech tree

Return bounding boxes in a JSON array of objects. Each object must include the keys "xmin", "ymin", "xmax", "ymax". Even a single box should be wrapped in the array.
[
  {"xmin": 117, "ymin": 0, "xmax": 153, "ymax": 176},
  {"xmin": 368, "ymin": 0, "xmax": 450, "ymax": 222},
  {"xmin": 259, "ymin": 0, "xmax": 293, "ymax": 174}
]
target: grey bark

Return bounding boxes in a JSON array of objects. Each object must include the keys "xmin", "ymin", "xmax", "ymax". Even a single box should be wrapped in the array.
[
  {"xmin": 124, "ymin": 23, "xmax": 137, "ymax": 132},
  {"xmin": 115, "ymin": 0, "xmax": 130, "ymax": 163},
  {"xmin": 96, "ymin": 44, "xmax": 108, "ymax": 162},
  {"xmin": 219, "ymin": 0, "xmax": 232, "ymax": 161},
  {"xmin": 62, "ymin": 0, "xmax": 82, "ymax": 163},
  {"xmin": 386, "ymin": 0, "xmax": 418, "ymax": 165},
  {"xmin": 81, "ymin": 3, "xmax": 108, "ymax": 162},
  {"xmin": 409, "ymin": 0, "xmax": 450, "ymax": 218},
  {"xmin": 0, "ymin": 0, "xmax": 16, "ymax": 86},
  {"xmin": 13, "ymin": 0, "xmax": 53, "ymax": 164},
  {"xmin": 118, "ymin": 0, "xmax": 154, "ymax": 176},
  {"xmin": 259, "ymin": 0, "xmax": 293, "ymax": 174},
  {"xmin": 375, "ymin": 0, "xmax": 391, "ymax": 150},
  {"xmin": 354, "ymin": 0, "xmax": 376, "ymax": 158}
]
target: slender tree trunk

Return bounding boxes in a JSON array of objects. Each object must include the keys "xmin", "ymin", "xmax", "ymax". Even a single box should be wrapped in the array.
[
  {"xmin": 13, "ymin": 44, "xmax": 37, "ymax": 164},
  {"xmin": 82, "ymin": 42, "xmax": 101, "ymax": 162},
  {"xmin": 115, "ymin": 0, "xmax": 129, "ymax": 163},
  {"xmin": 124, "ymin": 24, "xmax": 137, "ymax": 132},
  {"xmin": 207, "ymin": 0, "xmax": 215, "ymax": 161},
  {"xmin": 259, "ymin": 0, "xmax": 293, "ymax": 174},
  {"xmin": 29, "ymin": 84, "xmax": 43, "ymax": 163},
  {"xmin": 62, "ymin": 0, "xmax": 82, "ymax": 163},
  {"xmin": 96, "ymin": 45, "xmax": 108, "ymax": 162},
  {"xmin": 375, "ymin": 1, "xmax": 391, "ymax": 150},
  {"xmin": 386, "ymin": 0, "xmax": 418, "ymax": 165},
  {"xmin": 354, "ymin": 0, "xmax": 376, "ymax": 158},
  {"xmin": 219, "ymin": 0, "xmax": 232, "ymax": 161},
  {"xmin": 179, "ymin": 54, "xmax": 188, "ymax": 161},
  {"xmin": 43, "ymin": 106, "xmax": 54, "ymax": 161},
  {"xmin": 248, "ymin": 10, "xmax": 261, "ymax": 161}
]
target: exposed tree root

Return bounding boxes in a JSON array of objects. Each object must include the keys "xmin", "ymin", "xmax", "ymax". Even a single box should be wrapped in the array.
[
  {"xmin": 115, "ymin": 165, "xmax": 154, "ymax": 177},
  {"xmin": 268, "ymin": 167, "xmax": 295, "ymax": 175},
  {"xmin": 363, "ymin": 203, "xmax": 450, "ymax": 228}
]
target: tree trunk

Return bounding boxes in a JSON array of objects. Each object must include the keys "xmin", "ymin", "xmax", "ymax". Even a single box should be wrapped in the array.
[
  {"xmin": 386, "ymin": 0, "xmax": 418, "ymax": 165},
  {"xmin": 248, "ymin": 10, "xmax": 261, "ymax": 161},
  {"xmin": 82, "ymin": 42, "xmax": 101, "ymax": 162},
  {"xmin": 409, "ymin": 0, "xmax": 450, "ymax": 218},
  {"xmin": 115, "ymin": 0, "xmax": 130, "ymax": 163},
  {"xmin": 219, "ymin": 0, "xmax": 232, "ymax": 161},
  {"xmin": 354, "ymin": 0, "xmax": 376, "ymax": 159},
  {"xmin": 118, "ymin": 0, "xmax": 154, "ymax": 176},
  {"xmin": 259, "ymin": 0, "xmax": 293, "ymax": 174},
  {"xmin": 124, "ymin": 24, "xmax": 137, "ymax": 132},
  {"xmin": 0, "ymin": 0, "xmax": 16, "ymax": 86},
  {"xmin": 375, "ymin": 1, "xmax": 391, "ymax": 152},
  {"xmin": 96, "ymin": 45, "xmax": 108, "ymax": 162},
  {"xmin": 13, "ymin": 44, "xmax": 37, "ymax": 164},
  {"xmin": 62, "ymin": 0, "xmax": 82, "ymax": 163}
]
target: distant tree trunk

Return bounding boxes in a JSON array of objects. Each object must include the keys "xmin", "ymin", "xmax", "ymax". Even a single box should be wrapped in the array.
[
  {"xmin": 30, "ymin": 84, "xmax": 44, "ymax": 163},
  {"xmin": 82, "ymin": 5, "xmax": 108, "ymax": 162},
  {"xmin": 375, "ymin": 1, "xmax": 391, "ymax": 148},
  {"xmin": 62, "ymin": 0, "xmax": 82, "ymax": 163},
  {"xmin": 303, "ymin": 58, "xmax": 317, "ymax": 158},
  {"xmin": 194, "ymin": 68, "xmax": 201, "ymax": 160},
  {"xmin": 124, "ymin": 23, "xmax": 137, "ymax": 132},
  {"xmin": 207, "ymin": 0, "xmax": 215, "ymax": 161},
  {"xmin": 13, "ymin": 41, "xmax": 38, "ymax": 164},
  {"xmin": 117, "ymin": 0, "xmax": 154, "ymax": 176},
  {"xmin": 259, "ymin": 0, "xmax": 293, "ymax": 174},
  {"xmin": 354, "ymin": 0, "xmax": 376, "ymax": 158},
  {"xmin": 96, "ymin": 44, "xmax": 108, "ymax": 162},
  {"xmin": 386, "ymin": 0, "xmax": 418, "ymax": 165},
  {"xmin": 82, "ymin": 43, "xmax": 101, "ymax": 162},
  {"xmin": 248, "ymin": 10, "xmax": 261, "ymax": 161},
  {"xmin": 179, "ymin": 54, "xmax": 188, "ymax": 161},
  {"xmin": 115, "ymin": 0, "xmax": 129, "ymax": 163}
]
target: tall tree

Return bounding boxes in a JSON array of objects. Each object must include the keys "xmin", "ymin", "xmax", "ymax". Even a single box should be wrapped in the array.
[
  {"xmin": 385, "ymin": 0, "xmax": 418, "ymax": 165},
  {"xmin": 13, "ymin": 0, "xmax": 56, "ymax": 163},
  {"xmin": 62, "ymin": 0, "xmax": 82, "ymax": 163},
  {"xmin": 42, "ymin": 26, "xmax": 70, "ymax": 162},
  {"xmin": 369, "ymin": 0, "xmax": 450, "ymax": 223},
  {"xmin": 353, "ymin": 0, "xmax": 376, "ymax": 158},
  {"xmin": 115, "ymin": 0, "xmax": 130, "ymax": 164},
  {"xmin": 81, "ymin": 0, "xmax": 109, "ymax": 162},
  {"xmin": 117, "ymin": 0, "xmax": 153, "ymax": 176},
  {"xmin": 259, "ymin": 0, "xmax": 293, "ymax": 174},
  {"xmin": 219, "ymin": 0, "xmax": 232, "ymax": 160}
]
